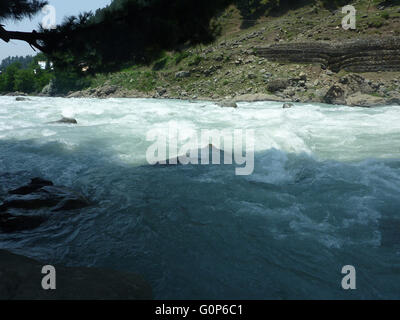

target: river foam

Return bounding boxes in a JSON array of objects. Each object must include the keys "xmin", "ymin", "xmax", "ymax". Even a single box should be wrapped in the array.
[{"xmin": 0, "ymin": 96, "xmax": 399, "ymax": 299}]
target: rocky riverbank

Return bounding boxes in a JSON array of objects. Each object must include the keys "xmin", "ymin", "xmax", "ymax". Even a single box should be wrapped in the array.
[{"xmin": 62, "ymin": 69, "xmax": 400, "ymax": 108}]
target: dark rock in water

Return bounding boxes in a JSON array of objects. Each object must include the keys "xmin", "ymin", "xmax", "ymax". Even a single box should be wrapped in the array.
[
  {"xmin": 0, "ymin": 213, "xmax": 46, "ymax": 233},
  {"xmin": 9, "ymin": 178, "xmax": 53, "ymax": 195},
  {"xmin": 218, "ymin": 100, "xmax": 238, "ymax": 108},
  {"xmin": 48, "ymin": 117, "xmax": 78, "ymax": 124},
  {"xmin": 158, "ymin": 144, "xmax": 231, "ymax": 166},
  {"xmin": 15, "ymin": 97, "xmax": 30, "ymax": 101},
  {"xmin": 283, "ymin": 103, "xmax": 294, "ymax": 109},
  {"xmin": 1, "ymin": 185, "xmax": 90, "ymax": 212},
  {"xmin": 0, "ymin": 178, "xmax": 90, "ymax": 232},
  {"xmin": 0, "ymin": 250, "xmax": 153, "ymax": 300}
]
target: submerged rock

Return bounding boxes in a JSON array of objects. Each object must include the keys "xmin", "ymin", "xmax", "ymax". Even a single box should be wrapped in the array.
[
  {"xmin": 9, "ymin": 178, "xmax": 53, "ymax": 195},
  {"xmin": 218, "ymin": 100, "xmax": 238, "ymax": 108},
  {"xmin": 0, "ymin": 213, "xmax": 46, "ymax": 233},
  {"xmin": 0, "ymin": 178, "xmax": 90, "ymax": 233},
  {"xmin": 1, "ymin": 186, "xmax": 90, "ymax": 212},
  {"xmin": 48, "ymin": 117, "xmax": 78, "ymax": 124},
  {"xmin": 283, "ymin": 103, "xmax": 294, "ymax": 109},
  {"xmin": 157, "ymin": 144, "xmax": 231, "ymax": 166},
  {"xmin": 15, "ymin": 97, "xmax": 30, "ymax": 102},
  {"xmin": 0, "ymin": 250, "xmax": 153, "ymax": 300},
  {"xmin": 1, "ymin": 179, "xmax": 90, "ymax": 212}
]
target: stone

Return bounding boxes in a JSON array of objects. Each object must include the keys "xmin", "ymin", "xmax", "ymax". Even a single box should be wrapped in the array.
[
  {"xmin": 98, "ymin": 85, "xmax": 118, "ymax": 96},
  {"xmin": 233, "ymin": 93, "xmax": 290, "ymax": 103},
  {"xmin": 156, "ymin": 87, "xmax": 167, "ymax": 96},
  {"xmin": 175, "ymin": 71, "xmax": 191, "ymax": 78},
  {"xmin": 283, "ymin": 103, "xmax": 294, "ymax": 109},
  {"xmin": 323, "ymin": 85, "xmax": 346, "ymax": 105},
  {"xmin": 9, "ymin": 178, "xmax": 53, "ymax": 195},
  {"xmin": 48, "ymin": 117, "xmax": 78, "ymax": 124},
  {"xmin": 267, "ymin": 79, "xmax": 289, "ymax": 93},
  {"xmin": 0, "ymin": 178, "xmax": 90, "ymax": 233},
  {"xmin": 0, "ymin": 185, "xmax": 90, "ymax": 213},
  {"xmin": 346, "ymin": 92, "xmax": 386, "ymax": 107},
  {"xmin": 218, "ymin": 100, "xmax": 238, "ymax": 108},
  {"xmin": 299, "ymin": 72, "xmax": 307, "ymax": 81},
  {"xmin": 0, "ymin": 214, "xmax": 46, "ymax": 233},
  {"xmin": 386, "ymin": 91, "xmax": 400, "ymax": 105},
  {"xmin": 15, "ymin": 97, "xmax": 30, "ymax": 101},
  {"xmin": 41, "ymin": 79, "xmax": 56, "ymax": 96},
  {"xmin": 0, "ymin": 250, "xmax": 152, "ymax": 300}
]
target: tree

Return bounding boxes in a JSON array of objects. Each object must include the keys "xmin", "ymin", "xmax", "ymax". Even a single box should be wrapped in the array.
[
  {"xmin": 0, "ymin": 0, "xmax": 48, "ymax": 51},
  {"xmin": 14, "ymin": 68, "xmax": 36, "ymax": 92},
  {"xmin": 1, "ymin": 62, "xmax": 22, "ymax": 92},
  {"xmin": 0, "ymin": 0, "xmax": 47, "ymax": 20},
  {"xmin": 0, "ymin": 0, "xmax": 352, "ymax": 76},
  {"xmin": 0, "ymin": 55, "xmax": 34, "ymax": 71}
]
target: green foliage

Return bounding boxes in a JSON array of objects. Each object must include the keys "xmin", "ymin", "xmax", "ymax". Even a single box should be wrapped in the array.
[
  {"xmin": 52, "ymin": 70, "xmax": 91, "ymax": 94},
  {"xmin": 42, "ymin": 0, "xmax": 232, "ymax": 73},
  {"xmin": 0, "ymin": 0, "xmax": 47, "ymax": 21},
  {"xmin": 0, "ymin": 53, "xmax": 55, "ymax": 94},
  {"xmin": 188, "ymin": 55, "xmax": 203, "ymax": 66},
  {"xmin": 13, "ymin": 68, "xmax": 36, "ymax": 92},
  {"xmin": 174, "ymin": 51, "xmax": 191, "ymax": 65},
  {"xmin": 0, "ymin": 55, "xmax": 34, "ymax": 71},
  {"xmin": 381, "ymin": 12, "xmax": 390, "ymax": 20}
]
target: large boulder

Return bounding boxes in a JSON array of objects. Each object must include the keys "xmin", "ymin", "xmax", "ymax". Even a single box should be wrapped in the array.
[
  {"xmin": 0, "ymin": 250, "xmax": 152, "ymax": 300},
  {"xmin": 41, "ymin": 79, "xmax": 56, "ymax": 96},
  {"xmin": 386, "ymin": 91, "xmax": 400, "ymax": 105},
  {"xmin": 267, "ymin": 79, "xmax": 289, "ymax": 93},
  {"xmin": 97, "ymin": 85, "xmax": 118, "ymax": 96},
  {"xmin": 323, "ymin": 85, "xmax": 346, "ymax": 105},
  {"xmin": 346, "ymin": 92, "xmax": 386, "ymax": 107}
]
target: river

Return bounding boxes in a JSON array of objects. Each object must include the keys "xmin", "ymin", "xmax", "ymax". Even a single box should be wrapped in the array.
[{"xmin": 0, "ymin": 96, "xmax": 399, "ymax": 299}]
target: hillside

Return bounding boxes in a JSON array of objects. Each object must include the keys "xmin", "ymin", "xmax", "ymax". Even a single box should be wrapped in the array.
[{"xmin": 19, "ymin": 1, "xmax": 400, "ymax": 106}]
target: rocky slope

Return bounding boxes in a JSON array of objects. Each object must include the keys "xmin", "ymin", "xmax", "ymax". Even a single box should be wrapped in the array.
[
  {"xmin": 7, "ymin": 1, "xmax": 399, "ymax": 107},
  {"xmin": 60, "ymin": 2, "xmax": 400, "ymax": 107},
  {"xmin": 255, "ymin": 37, "xmax": 400, "ymax": 73}
]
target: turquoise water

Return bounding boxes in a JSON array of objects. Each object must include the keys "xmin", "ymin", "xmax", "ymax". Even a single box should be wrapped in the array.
[{"xmin": 0, "ymin": 96, "xmax": 400, "ymax": 299}]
